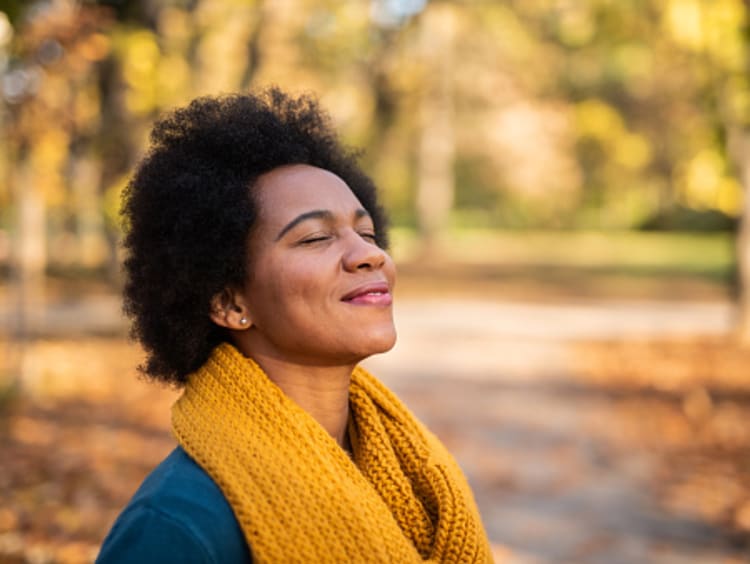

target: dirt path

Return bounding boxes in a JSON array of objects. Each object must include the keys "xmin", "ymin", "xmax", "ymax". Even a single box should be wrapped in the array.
[{"xmin": 366, "ymin": 298, "xmax": 746, "ymax": 563}]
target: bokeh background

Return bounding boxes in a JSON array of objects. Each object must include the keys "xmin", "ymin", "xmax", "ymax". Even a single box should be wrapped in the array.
[{"xmin": 1, "ymin": 0, "xmax": 750, "ymax": 562}]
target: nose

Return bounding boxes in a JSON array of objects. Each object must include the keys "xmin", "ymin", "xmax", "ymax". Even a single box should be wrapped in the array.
[{"xmin": 342, "ymin": 231, "xmax": 388, "ymax": 272}]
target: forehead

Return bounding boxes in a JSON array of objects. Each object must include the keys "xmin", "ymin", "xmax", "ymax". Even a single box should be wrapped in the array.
[{"xmin": 253, "ymin": 164, "xmax": 364, "ymax": 225}]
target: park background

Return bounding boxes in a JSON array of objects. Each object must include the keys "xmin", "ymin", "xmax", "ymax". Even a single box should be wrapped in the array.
[{"xmin": 1, "ymin": 0, "xmax": 749, "ymax": 562}]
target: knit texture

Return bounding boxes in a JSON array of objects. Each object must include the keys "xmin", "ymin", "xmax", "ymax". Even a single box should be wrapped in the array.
[{"xmin": 172, "ymin": 343, "xmax": 492, "ymax": 563}]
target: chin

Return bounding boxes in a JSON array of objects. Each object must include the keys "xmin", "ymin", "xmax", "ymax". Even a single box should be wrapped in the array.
[
  {"xmin": 331, "ymin": 326, "xmax": 396, "ymax": 364},
  {"xmin": 358, "ymin": 328, "xmax": 397, "ymax": 358}
]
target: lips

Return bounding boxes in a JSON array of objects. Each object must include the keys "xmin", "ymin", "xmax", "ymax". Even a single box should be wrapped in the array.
[{"xmin": 341, "ymin": 281, "xmax": 392, "ymax": 306}]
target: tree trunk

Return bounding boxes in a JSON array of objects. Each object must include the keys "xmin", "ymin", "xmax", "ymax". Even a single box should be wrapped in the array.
[
  {"xmin": 732, "ymin": 3, "xmax": 750, "ymax": 345},
  {"xmin": 96, "ymin": 54, "xmax": 134, "ymax": 284},
  {"xmin": 9, "ymin": 148, "xmax": 46, "ymax": 389},
  {"xmin": 415, "ymin": 3, "xmax": 456, "ymax": 256},
  {"xmin": 71, "ymin": 154, "xmax": 105, "ymax": 269},
  {"xmin": 733, "ymin": 129, "xmax": 750, "ymax": 345},
  {"xmin": 15, "ymin": 152, "xmax": 46, "ymax": 335}
]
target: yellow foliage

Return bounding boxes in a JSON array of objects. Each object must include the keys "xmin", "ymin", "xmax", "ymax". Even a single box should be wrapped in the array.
[
  {"xmin": 30, "ymin": 129, "xmax": 68, "ymax": 206},
  {"xmin": 677, "ymin": 148, "xmax": 742, "ymax": 215},
  {"xmin": 680, "ymin": 149, "xmax": 723, "ymax": 207},
  {"xmin": 121, "ymin": 30, "xmax": 161, "ymax": 115},
  {"xmin": 703, "ymin": 0, "xmax": 746, "ymax": 71},
  {"xmin": 717, "ymin": 177, "xmax": 743, "ymax": 216},
  {"xmin": 482, "ymin": 5, "xmax": 538, "ymax": 65},
  {"xmin": 575, "ymin": 98, "xmax": 624, "ymax": 140},
  {"xmin": 557, "ymin": 5, "xmax": 595, "ymax": 47},
  {"xmin": 0, "ymin": 11, "xmax": 12, "ymax": 47},
  {"xmin": 612, "ymin": 43, "xmax": 653, "ymax": 83},
  {"xmin": 723, "ymin": 73, "xmax": 750, "ymax": 127},
  {"xmin": 664, "ymin": 0, "xmax": 745, "ymax": 68},
  {"xmin": 337, "ymin": 2, "xmax": 370, "ymax": 30},
  {"xmin": 663, "ymin": 0, "xmax": 704, "ymax": 51},
  {"xmin": 103, "ymin": 174, "xmax": 129, "ymax": 230},
  {"xmin": 156, "ymin": 55, "xmax": 191, "ymax": 107},
  {"xmin": 124, "ymin": 31, "xmax": 160, "ymax": 76},
  {"xmin": 576, "ymin": 100, "xmax": 654, "ymax": 173},
  {"xmin": 614, "ymin": 132, "xmax": 652, "ymax": 170},
  {"xmin": 377, "ymin": 155, "xmax": 413, "ymax": 214}
]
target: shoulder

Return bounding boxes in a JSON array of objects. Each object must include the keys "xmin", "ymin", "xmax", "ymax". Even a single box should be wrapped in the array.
[{"xmin": 96, "ymin": 447, "xmax": 252, "ymax": 564}]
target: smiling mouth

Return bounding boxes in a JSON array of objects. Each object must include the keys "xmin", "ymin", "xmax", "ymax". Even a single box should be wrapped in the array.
[{"xmin": 341, "ymin": 283, "xmax": 393, "ymax": 306}]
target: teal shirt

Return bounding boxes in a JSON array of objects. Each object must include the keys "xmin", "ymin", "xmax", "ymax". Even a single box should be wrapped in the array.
[{"xmin": 96, "ymin": 447, "xmax": 253, "ymax": 563}]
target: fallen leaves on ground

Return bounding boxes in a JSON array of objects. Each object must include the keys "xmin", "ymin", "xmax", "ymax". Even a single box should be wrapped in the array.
[
  {"xmin": 1, "ymin": 338, "xmax": 178, "ymax": 563},
  {"xmin": 574, "ymin": 337, "xmax": 750, "ymax": 541}
]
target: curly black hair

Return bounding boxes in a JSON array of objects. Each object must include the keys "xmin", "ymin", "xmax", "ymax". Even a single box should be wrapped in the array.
[{"xmin": 122, "ymin": 88, "xmax": 389, "ymax": 385}]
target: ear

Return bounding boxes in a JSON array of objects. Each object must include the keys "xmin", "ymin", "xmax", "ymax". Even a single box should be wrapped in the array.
[{"xmin": 209, "ymin": 288, "xmax": 252, "ymax": 330}]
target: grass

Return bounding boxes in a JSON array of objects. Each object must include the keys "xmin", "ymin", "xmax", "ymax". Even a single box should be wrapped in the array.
[
  {"xmin": 390, "ymin": 229, "xmax": 734, "ymax": 277},
  {"xmin": 389, "ymin": 229, "xmax": 735, "ymax": 301}
]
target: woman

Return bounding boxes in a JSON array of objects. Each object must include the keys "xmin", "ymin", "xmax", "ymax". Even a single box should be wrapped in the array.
[{"xmin": 97, "ymin": 88, "xmax": 492, "ymax": 563}]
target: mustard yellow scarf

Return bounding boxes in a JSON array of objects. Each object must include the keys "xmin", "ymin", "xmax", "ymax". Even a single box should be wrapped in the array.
[{"xmin": 172, "ymin": 343, "xmax": 492, "ymax": 563}]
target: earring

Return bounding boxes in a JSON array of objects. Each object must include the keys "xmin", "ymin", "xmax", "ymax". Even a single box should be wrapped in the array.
[{"xmin": 239, "ymin": 317, "xmax": 248, "ymax": 326}]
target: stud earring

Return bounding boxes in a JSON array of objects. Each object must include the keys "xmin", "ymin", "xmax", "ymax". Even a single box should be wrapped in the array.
[{"xmin": 239, "ymin": 317, "xmax": 248, "ymax": 326}]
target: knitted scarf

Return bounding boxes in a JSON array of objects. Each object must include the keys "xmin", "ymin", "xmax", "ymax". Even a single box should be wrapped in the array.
[{"xmin": 172, "ymin": 343, "xmax": 492, "ymax": 563}]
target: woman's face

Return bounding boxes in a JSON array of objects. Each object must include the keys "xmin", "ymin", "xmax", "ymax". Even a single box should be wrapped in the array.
[{"xmin": 237, "ymin": 164, "xmax": 397, "ymax": 366}]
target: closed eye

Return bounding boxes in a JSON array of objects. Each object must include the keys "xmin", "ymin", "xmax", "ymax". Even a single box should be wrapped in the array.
[
  {"xmin": 359, "ymin": 232, "xmax": 377, "ymax": 242},
  {"xmin": 299, "ymin": 235, "xmax": 332, "ymax": 245}
]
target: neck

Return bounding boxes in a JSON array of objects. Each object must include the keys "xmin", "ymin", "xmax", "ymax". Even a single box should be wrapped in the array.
[{"xmin": 241, "ymin": 349, "xmax": 354, "ymax": 449}]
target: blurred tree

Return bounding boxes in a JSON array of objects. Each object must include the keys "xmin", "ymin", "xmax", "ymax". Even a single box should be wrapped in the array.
[
  {"xmin": 731, "ymin": 126, "xmax": 750, "ymax": 344},
  {"xmin": 2, "ymin": 1, "xmax": 112, "ymax": 388},
  {"xmin": 3, "ymin": 0, "xmax": 750, "ymax": 332},
  {"xmin": 415, "ymin": 1, "xmax": 455, "ymax": 252},
  {"xmin": 722, "ymin": 1, "xmax": 750, "ymax": 343}
]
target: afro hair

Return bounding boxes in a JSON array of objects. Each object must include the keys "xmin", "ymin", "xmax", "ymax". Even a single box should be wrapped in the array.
[{"xmin": 122, "ymin": 88, "xmax": 389, "ymax": 385}]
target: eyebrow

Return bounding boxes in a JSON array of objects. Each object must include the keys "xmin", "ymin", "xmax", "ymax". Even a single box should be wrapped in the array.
[{"xmin": 275, "ymin": 208, "xmax": 371, "ymax": 241}]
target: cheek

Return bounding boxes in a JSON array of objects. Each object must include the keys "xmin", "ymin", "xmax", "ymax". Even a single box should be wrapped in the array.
[
  {"xmin": 249, "ymin": 259, "xmax": 330, "ymax": 320},
  {"xmin": 277, "ymin": 261, "xmax": 328, "ymax": 300}
]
